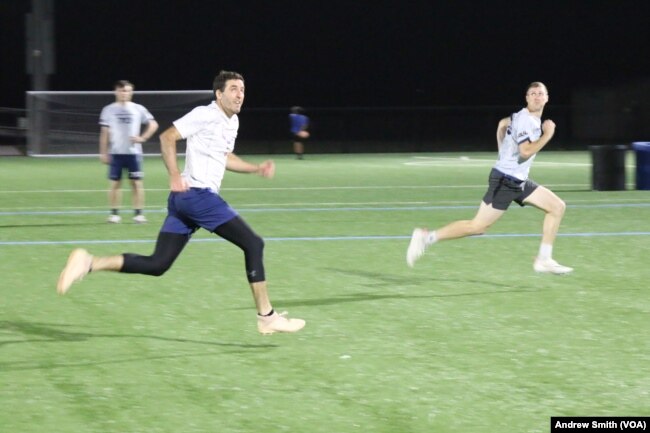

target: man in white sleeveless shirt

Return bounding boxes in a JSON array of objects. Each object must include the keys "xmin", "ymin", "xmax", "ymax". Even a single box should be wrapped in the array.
[
  {"xmin": 57, "ymin": 71, "xmax": 305, "ymax": 334},
  {"xmin": 407, "ymin": 82, "xmax": 572, "ymax": 274}
]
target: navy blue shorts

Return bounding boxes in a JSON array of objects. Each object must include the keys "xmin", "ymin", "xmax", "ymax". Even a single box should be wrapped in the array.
[
  {"xmin": 160, "ymin": 188, "xmax": 239, "ymax": 235},
  {"xmin": 109, "ymin": 154, "xmax": 143, "ymax": 180}
]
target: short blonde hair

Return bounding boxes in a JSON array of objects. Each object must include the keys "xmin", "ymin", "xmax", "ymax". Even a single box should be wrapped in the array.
[{"xmin": 527, "ymin": 81, "xmax": 547, "ymax": 93}]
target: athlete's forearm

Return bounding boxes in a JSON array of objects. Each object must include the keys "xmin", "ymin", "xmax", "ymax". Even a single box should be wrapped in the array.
[
  {"xmin": 99, "ymin": 127, "xmax": 109, "ymax": 155},
  {"xmin": 142, "ymin": 120, "xmax": 159, "ymax": 141},
  {"xmin": 160, "ymin": 127, "xmax": 182, "ymax": 176},
  {"xmin": 226, "ymin": 153, "xmax": 259, "ymax": 173},
  {"xmin": 496, "ymin": 117, "xmax": 510, "ymax": 148},
  {"xmin": 519, "ymin": 132, "xmax": 553, "ymax": 159},
  {"xmin": 519, "ymin": 119, "xmax": 556, "ymax": 159}
]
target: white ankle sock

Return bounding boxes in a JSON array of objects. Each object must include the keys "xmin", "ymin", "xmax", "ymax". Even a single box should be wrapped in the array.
[
  {"xmin": 538, "ymin": 243, "xmax": 553, "ymax": 260},
  {"xmin": 426, "ymin": 231, "xmax": 438, "ymax": 245}
]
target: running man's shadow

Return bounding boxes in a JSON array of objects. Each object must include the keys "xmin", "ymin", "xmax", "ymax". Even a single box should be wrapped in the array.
[
  {"xmin": 263, "ymin": 267, "xmax": 541, "ymax": 309},
  {"xmin": 0, "ymin": 320, "xmax": 276, "ymax": 372},
  {"xmin": 0, "ymin": 222, "xmax": 109, "ymax": 229}
]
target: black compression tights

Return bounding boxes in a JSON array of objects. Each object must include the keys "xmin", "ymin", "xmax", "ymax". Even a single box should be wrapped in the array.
[
  {"xmin": 120, "ymin": 217, "xmax": 265, "ymax": 282},
  {"xmin": 121, "ymin": 232, "xmax": 189, "ymax": 276},
  {"xmin": 213, "ymin": 216, "xmax": 266, "ymax": 283}
]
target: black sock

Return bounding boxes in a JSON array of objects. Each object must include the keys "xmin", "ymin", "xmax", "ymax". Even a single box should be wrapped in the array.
[
  {"xmin": 260, "ymin": 309, "xmax": 275, "ymax": 317},
  {"xmin": 111, "ymin": 209, "xmax": 119, "ymax": 215}
]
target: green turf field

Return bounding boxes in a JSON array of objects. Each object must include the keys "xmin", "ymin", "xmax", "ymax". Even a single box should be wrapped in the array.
[{"xmin": 1, "ymin": 152, "xmax": 649, "ymax": 433}]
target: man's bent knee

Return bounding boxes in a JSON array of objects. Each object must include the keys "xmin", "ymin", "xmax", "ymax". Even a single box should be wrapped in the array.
[
  {"xmin": 250, "ymin": 235, "xmax": 264, "ymax": 254},
  {"xmin": 146, "ymin": 262, "xmax": 172, "ymax": 277},
  {"xmin": 467, "ymin": 220, "xmax": 491, "ymax": 236},
  {"xmin": 547, "ymin": 198, "xmax": 566, "ymax": 216}
]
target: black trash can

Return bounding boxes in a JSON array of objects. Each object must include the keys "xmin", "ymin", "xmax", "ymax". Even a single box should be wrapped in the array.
[
  {"xmin": 632, "ymin": 142, "xmax": 650, "ymax": 190},
  {"xmin": 589, "ymin": 144, "xmax": 627, "ymax": 191}
]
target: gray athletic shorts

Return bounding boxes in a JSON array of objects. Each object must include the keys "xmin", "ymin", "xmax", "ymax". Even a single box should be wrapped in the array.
[{"xmin": 482, "ymin": 168, "xmax": 539, "ymax": 210}]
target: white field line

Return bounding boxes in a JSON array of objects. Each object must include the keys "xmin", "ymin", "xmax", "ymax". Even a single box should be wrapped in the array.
[
  {"xmin": 0, "ymin": 183, "xmax": 593, "ymax": 194},
  {"xmin": 0, "ymin": 196, "xmax": 644, "ymax": 212},
  {"xmin": 0, "ymin": 157, "xmax": 608, "ymax": 194},
  {"xmin": 1, "ymin": 202, "xmax": 649, "ymax": 216},
  {"xmin": 1, "ymin": 231, "xmax": 650, "ymax": 247},
  {"xmin": 404, "ymin": 156, "xmax": 595, "ymax": 167}
]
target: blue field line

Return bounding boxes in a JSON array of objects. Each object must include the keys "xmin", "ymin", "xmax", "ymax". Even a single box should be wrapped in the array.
[
  {"xmin": 1, "ymin": 231, "xmax": 649, "ymax": 246},
  {"xmin": 0, "ymin": 207, "xmax": 475, "ymax": 216},
  {"xmin": 1, "ymin": 202, "xmax": 650, "ymax": 217}
]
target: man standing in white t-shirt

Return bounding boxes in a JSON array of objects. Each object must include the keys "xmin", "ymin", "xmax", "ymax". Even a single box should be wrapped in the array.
[
  {"xmin": 407, "ymin": 82, "xmax": 572, "ymax": 274},
  {"xmin": 99, "ymin": 80, "xmax": 158, "ymax": 224},
  {"xmin": 58, "ymin": 71, "xmax": 305, "ymax": 335}
]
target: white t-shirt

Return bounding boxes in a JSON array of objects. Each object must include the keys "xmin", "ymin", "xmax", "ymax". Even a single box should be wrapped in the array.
[
  {"xmin": 494, "ymin": 107, "xmax": 541, "ymax": 180},
  {"xmin": 173, "ymin": 101, "xmax": 238, "ymax": 193},
  {"xmin": 99, "ymin": 102, "xmax": 155, "ymax": 154}
]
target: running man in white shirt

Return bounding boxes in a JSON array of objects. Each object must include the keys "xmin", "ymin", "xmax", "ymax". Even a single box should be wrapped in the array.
[
  {"xmin": 99, "ymin": 80, "xmax": 159, "ymax": 224},
  {"xmin": 406, "ymin": 82, "xmax": 572, "ymax": 274},
  {"xmin": 58, "ymin": 71, "xmax": 305, "ymax": 334}
]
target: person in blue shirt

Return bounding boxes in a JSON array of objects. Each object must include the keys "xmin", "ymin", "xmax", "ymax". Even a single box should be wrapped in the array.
[{"xmin": 289, "ymin": 106, "xmax": 310, "ymax": 159}]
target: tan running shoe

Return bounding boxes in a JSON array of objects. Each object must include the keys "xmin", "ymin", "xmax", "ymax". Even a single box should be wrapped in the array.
[
  {"xmin": 257, "ymin": 311, "xmax": 306, "ymax": 335},
  {"xmin": 57, "ymin": 248, "xmax": 93, "ymax": 295}
]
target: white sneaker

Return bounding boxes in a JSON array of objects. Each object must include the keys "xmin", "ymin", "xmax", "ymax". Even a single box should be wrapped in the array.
[
  {"xmin": 57, "ymin": 248, "xmax": 93, "ymax": 295},
  {"xmin": 534, "ymin": 258, "xmax": 573, "ymax": 275},
  {"xmin": 107, "ymin": 214, "xmax": 122, "ymax": 224},
  {"xmin": 406, "ymin": 228, "xmax": 429, "ymax": 267},
  {"xmin": 257, "ymin": 311, "xmax": 306, "ymax": 335},
  {"xmin": 133, "ymin": 214, "xmax": 147, "ymax": 224}
]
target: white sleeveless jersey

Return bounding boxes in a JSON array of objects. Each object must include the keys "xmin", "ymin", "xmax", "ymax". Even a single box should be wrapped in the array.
[
  {"xmin": 494, "ymin": 107, "xmax": 541, "ymax": 180},
  {"xmin": 99, "ymin": 102, "xmax": 155, "ymax": 154},
  {"xmin": 173, "ymin": 101, "xmax": 238, "ymax": 193}
]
